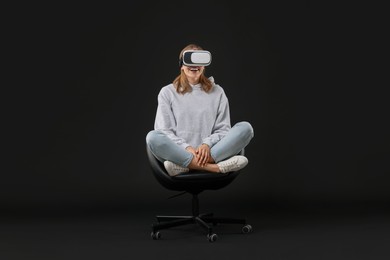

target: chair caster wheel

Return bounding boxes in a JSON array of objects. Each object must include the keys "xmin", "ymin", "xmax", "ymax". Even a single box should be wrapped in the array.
[
  {"xmin": 242, "ymin": 224, "xmax": 253, "ymax": 234},
  {"xmin": 207, "ymin": 233, "xmax": 218, "ymax": 242},
  {"xmin": 151, "ymin": 231, "xmax": 161, "ymax": 240}
]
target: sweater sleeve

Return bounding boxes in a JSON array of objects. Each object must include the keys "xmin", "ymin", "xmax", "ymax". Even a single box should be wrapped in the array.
[
  {"xmin": 154, "ymin": 88, "xmax": 190, "ymax": 149},
  {"xmin": 202, "ymin": 90, "xmax": 231, "ymax": 147}
]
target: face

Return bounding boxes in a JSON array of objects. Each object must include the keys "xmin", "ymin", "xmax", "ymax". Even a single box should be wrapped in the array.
[{"xmin": 181, "ymin": 65, "xmax": 205, "ymax": 84}]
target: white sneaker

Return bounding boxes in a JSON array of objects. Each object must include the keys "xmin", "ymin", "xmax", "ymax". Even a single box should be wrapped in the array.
[
  {"xmin": 164, "ymin": 161, "xmax": 190, "ymax": 176},
  {"xmin": 217, "ymin": 156, "xmax": 248, "ymax": 173}
]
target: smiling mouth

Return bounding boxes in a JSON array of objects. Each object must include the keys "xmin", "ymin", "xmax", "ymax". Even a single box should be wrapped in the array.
[{"xmin": 189, "ymin": 67, "xmax": 200, "ymax": 72}]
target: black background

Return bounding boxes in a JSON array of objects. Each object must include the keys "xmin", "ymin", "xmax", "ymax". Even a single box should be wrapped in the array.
[{"xmin": 3, "ymin": 1, "xmax": 389, "ymax": 213}]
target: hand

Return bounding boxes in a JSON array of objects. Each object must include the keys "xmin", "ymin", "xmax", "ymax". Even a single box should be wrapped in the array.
[
  {"xmin": 196, "ymin": 144, "xmax": 210, "ymax": 167},
  {"xmin": 186, "ymin": 146, "xmax": 197, "ymax": 157}
]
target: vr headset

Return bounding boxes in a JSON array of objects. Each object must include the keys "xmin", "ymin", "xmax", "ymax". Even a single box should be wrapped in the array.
[{"xmin": 179, "ymin": 50, "xmax": 212, "ymax": 67}]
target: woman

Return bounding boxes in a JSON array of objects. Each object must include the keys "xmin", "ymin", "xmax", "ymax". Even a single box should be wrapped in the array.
[{"xmin": 146, "ymin": 43, "xmax": 254, "ymax": 176}]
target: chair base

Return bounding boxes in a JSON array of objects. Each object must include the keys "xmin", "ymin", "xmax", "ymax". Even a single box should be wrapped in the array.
[
  {"xmin": 150, "ymin": 194, "xmax": 252, "ymax": 242},
  {"xmin": 153, "ymin": 212, "xmax": 247, "ymax": 231},
  {"xmin": 151, "ymin": 213, "xmax": 250, "ymax": 242}
]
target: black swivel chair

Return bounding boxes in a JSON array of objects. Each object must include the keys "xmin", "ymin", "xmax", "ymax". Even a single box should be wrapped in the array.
[{"xmin": 146, "ymin": 146, "xmax": 252, "ymax": 242}]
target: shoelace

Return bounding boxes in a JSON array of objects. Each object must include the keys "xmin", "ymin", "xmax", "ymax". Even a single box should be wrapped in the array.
[
  {"xmin": 173, "ymin": 164, "xmax": 187, "ymax": 171},
  {"xmin": 220, "ymin": 158, "xmax": 238, "ymax": 167}
]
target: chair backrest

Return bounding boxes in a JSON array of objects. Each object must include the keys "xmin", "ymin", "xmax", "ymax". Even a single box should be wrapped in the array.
[{"xmin": 146, "ymin": 145, "xmax": 245, "ymax": 194}]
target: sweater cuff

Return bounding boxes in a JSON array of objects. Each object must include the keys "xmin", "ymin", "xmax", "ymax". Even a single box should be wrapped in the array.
[
  {"xmin": 180, "ymin": 143, "xmax": 190, "ymax": 150},
  {"xmin": 202, "ymin": 139, "xmax": 213, "ymax": 148}
]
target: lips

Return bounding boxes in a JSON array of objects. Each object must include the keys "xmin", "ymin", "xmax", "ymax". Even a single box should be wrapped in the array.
[{"xmin": 189, "ymin": 67, "xmax": 200, "ymax": 72}]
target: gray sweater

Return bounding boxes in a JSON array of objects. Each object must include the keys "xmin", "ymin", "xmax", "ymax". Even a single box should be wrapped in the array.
[{"xmin": 154, "ymin": 77, "xmax": 231, "ymax": 149}]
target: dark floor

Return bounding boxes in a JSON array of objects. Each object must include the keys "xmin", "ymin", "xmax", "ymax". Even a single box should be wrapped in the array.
[{"xmin": 1, "ymin": 202, "xmax": 390, "ymax": 260}]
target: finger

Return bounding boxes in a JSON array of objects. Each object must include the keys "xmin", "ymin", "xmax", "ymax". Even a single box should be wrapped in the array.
[
  {"xmin": 198, "ymin": 153, "xmax": 205, "ymax": 166},
  {"xmin": 200, "ymin": 150, "xmax": 207, "ymax": 166},
  {"xmin": 203, "ymin": 153, "xmax": 209, "ymax": 166},
  {"xmin": 202, "ymin": 151, "xmax": 209, "ymax": 163},
  {"xmin": 197, "ymin": 149, "xmax": 205, "ymax": 166}
]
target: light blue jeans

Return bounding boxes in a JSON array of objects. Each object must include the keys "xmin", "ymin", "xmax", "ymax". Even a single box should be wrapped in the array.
[{"xmin": 146, "ymin": 121, "xmax": 254, "ymax": 167}]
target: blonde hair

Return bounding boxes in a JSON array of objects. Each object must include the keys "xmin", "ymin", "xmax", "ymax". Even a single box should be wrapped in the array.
[{"xmin": 173, "ymin": 44, "xmax": 213, "ymax": 94}]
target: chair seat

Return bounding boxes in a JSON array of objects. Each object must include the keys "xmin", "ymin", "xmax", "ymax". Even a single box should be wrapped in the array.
[
  {"xmin": 165, "ymin": 171, "xmax": 241, "ymax": 193},
  {"xmin": 146, "ymin": 146, "xmax": 243, "ymax": 193},
  {"xmin": 172, "ymin": 171, "xmax": 235, "ymax": 180}
]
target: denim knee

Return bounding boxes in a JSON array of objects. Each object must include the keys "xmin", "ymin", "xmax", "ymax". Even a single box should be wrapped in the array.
[
  {"xmin": 235, "ymin": 121, "xmax": 254, "ymax": 139},
  {"xmin": 146, "ymin": 130, "xmax": 162, "ymax": 147}
]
